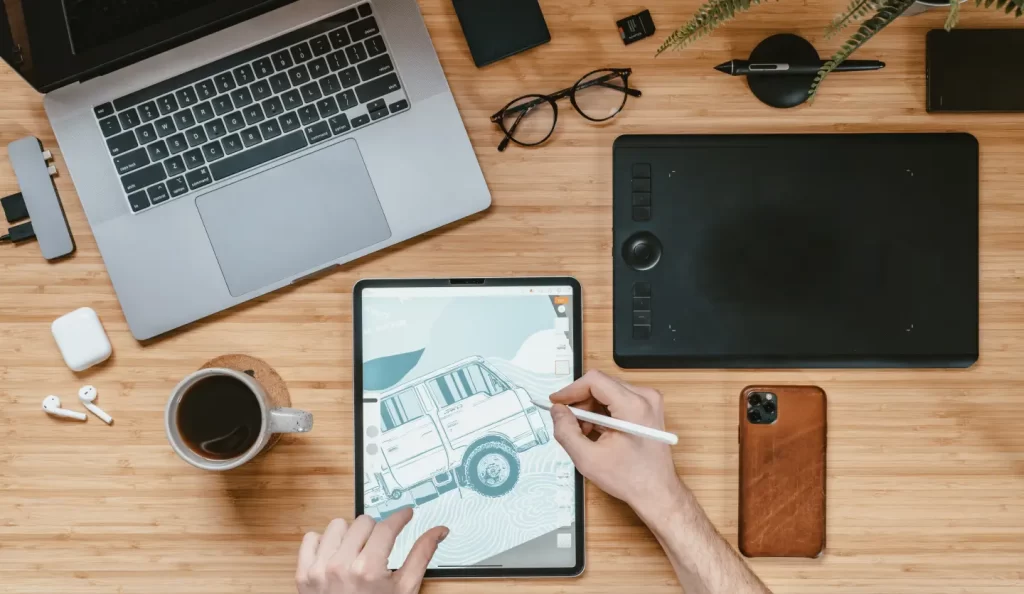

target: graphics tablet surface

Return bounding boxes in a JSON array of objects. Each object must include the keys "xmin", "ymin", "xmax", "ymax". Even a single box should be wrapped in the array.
[{"xmin": 354, "ymin": 278, "xmax": 584, "ymax": 578}]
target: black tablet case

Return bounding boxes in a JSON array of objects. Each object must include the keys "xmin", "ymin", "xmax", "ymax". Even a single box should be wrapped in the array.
[
  {"xmin": 453, "ymin": 0, "xmax": 550, "ymax": 67},
  {"xmin": 613, "ymin": 134, "xmax": 979, "ymax": 368}
]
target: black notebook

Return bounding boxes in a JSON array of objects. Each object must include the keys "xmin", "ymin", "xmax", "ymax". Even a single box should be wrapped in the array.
[
  {"xmin": 613, "ymin": 134, "xmax": 980, "ymax": 369},
  {"xmin": 453, "ymin": 0, "xmax": 551, "ymax": 67}
]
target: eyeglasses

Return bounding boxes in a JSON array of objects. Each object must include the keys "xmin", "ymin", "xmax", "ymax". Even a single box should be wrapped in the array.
[{"xmin": 490, "ymin": 68, "xmax": 641, "ymax": 152}]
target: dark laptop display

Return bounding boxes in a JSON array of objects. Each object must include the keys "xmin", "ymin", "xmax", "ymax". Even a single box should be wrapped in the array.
[{"xmin": 0, "ymin": 0, "xmax": 292, "ymax": 92}]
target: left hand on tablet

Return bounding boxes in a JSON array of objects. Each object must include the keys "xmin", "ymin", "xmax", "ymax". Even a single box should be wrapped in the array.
[{"xmin": 296, "ymin": 509, "xmax": 448, "ymax": 594}]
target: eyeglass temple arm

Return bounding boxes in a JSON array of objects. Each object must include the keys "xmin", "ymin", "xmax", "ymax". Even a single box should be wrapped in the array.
[{"xmin": 497, "ymin": 108, "xmax": 529, "ymax": 152}]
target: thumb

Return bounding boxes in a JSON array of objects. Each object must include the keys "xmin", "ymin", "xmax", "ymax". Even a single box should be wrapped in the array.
[
  {"xmin": 551, "ymin": 404, "xmax": 594, "ymax": 466},
  {"xmin": 395, "ymin": 525, "xmax": 448, "ymax": 592}
]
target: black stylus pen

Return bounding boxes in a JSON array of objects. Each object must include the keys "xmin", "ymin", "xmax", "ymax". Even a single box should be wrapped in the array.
[{"xmin": 714, "ymin": 59, "xmax": 885, "ymax": 76}]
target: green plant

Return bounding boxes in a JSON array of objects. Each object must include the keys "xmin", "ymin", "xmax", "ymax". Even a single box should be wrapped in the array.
[{"xmin": 657, "ymin": 0, "xmax": 1024, "ymax": 100}]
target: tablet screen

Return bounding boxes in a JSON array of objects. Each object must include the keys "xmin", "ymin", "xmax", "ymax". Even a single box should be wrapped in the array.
[{"xmin": 357, "ymin": 282, "xmax": 581, "ymax": 573}]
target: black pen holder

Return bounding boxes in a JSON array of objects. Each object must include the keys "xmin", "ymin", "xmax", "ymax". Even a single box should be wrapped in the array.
[{"xmin": 746, "ymin": 34, "xmax": 820, "ymax": 109}]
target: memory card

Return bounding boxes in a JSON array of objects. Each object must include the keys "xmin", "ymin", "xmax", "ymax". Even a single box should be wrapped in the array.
[{"xmin": 617, "ymin": 9, "xmax": 655, "ymax": 45}]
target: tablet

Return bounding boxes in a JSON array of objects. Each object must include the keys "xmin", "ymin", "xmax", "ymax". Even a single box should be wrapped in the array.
[{"xmin": 354, "ymin": 278, "xmax": 584, "ymax": 578}]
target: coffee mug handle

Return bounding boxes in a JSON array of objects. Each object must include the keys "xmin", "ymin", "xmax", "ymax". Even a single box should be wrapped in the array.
[{"xmin": 269, "ymin": 408, "xmax": 314, "ymax": 434}]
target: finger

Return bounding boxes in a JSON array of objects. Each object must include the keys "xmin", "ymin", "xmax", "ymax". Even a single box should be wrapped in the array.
[
  {"xmin": 298, "ymin": 531, "xmax": 321, "ymax": 571},
  {"xmin": 395, "ymin": 526, "xmax": 448, "ymax": 592},
  {"xmin": 359, "ymin": 507, "xmax": 413, "ymax": 559},
  {"xmin": 330, "ymin": 515, "xmax": 377, "ymax": 564},
  {"xmin": 315, "ymin": 518, "xmax": 349, "ymax": 562},
  {"xmin": 579, "ymin": 421, "xmax": 595, "ymax": 436},
  {"xmin": 551, "ymin": 404, "xmax": 597, "ymax": 469},
  {"xmin": 550, "ymin": 370, "xmax": 638, "ymax": 413}
]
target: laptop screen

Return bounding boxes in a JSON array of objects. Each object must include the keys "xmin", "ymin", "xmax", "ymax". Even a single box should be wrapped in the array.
[{"xmin": 1, "ymin": 0, "xmax": 293, "ymax": 93}]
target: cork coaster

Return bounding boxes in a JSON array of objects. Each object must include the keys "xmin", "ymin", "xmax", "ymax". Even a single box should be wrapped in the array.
[{"xmin": 200, "ymin": 354, "xmax": 291, "ymax": 450}]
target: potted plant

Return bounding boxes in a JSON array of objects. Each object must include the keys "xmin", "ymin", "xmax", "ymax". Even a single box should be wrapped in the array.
[{"xmin": 657, "ymin": 0, "xmax": 1024, "ymax": 98}]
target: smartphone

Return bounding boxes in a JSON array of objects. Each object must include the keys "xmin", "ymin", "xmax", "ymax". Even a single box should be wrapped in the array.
[
  {"xmin": 927, "ymin": 29, "xmax": 1024, "ymax": 112},
  {"xmin": 738, "ymin": 386, "xmax": 826, "ymax": 558}
]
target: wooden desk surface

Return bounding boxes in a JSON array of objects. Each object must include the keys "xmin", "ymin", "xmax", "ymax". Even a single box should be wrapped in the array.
[{"xmin": 2, "ymin": 1, "xmax": 1023, "ymax": 592}]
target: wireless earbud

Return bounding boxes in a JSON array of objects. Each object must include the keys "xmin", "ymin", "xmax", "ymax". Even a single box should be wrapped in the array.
[
  {"xmin": 78, "ymin": 385, "xmax": 113, "ymax": 425},
  {"xmin": 42, "ymin": 395, "xmax": 87, "ymax": 421}
]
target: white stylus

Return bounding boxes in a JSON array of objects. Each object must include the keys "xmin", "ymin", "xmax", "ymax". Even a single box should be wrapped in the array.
[{"xmin": 531, "ymin": 398, "xmax": 679, "ymax": 446}]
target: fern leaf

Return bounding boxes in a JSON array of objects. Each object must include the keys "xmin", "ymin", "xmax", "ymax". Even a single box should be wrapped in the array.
[
  {"xmin": 656, "ymin": 0, "xmax": 771, "ymax": 55},
  {"xmin": 826, "ymin": 0, "xmax": 878, "ymax": 39},
  {"xmin": 809, "ymin": 0, "xmax": 915, "ymax": 101},
  {"xmin": 945, "ymin": 0, "xmax": 960, "ymax": 29}
]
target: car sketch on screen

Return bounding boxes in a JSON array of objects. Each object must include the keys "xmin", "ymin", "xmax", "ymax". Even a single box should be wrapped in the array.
[{"xmin": 363, "ymin": 355, "xmax": 551, "ymax": 519}]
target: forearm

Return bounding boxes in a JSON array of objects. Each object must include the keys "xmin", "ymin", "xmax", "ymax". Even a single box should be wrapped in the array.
[{"xmin": 637, "ymin": 484, "xmax": 771, "ymax": 594}]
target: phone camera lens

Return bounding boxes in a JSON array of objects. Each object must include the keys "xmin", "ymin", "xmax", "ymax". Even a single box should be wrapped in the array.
[
  {"xmin": 747, "ymin": 409, "xmax": 762, "ymax": 423},
  {"xmin": 763, "ymin": 401, "xmax": 776, "ymax": 415},
  {"xmin": 748, "ymin": 393, "xmax": 763, "ymax": 407}
]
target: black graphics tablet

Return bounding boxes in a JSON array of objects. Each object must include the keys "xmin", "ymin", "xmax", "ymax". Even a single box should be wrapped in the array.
[
  {"xmin": 354, "ymin": 278, "xmax": 584, "ymax": 578},
  {"xmin": 613, "ymin": 134, "xmax": 979, "ymax": 368}
]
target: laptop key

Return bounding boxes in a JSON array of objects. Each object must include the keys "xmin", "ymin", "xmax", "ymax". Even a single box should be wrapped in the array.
[
  {"xmin": 222, "ymin": 134, "xmax": 244, "ymax": 155},
  {"xmin": 305, "ymin": 121, "xmax": 332, "ymax": 144},
  {"xmin": 167, "ymin": 176, "xmax": 189, "ymax": 197},
  {"xmin": 157, "ymin": 94, "xmax": 179, "ymax": 115},
  {"xmin": 185, "ymin": 167, "xmax": 213, "ymax": 191},
  {"xmin": 349, "ymin": 17, "xmax": 379, "ymax": 42},
  {"xmin": 185, "ymin": 126, "xmax": 208, "ymax": 147},
  {"xmin": 164, "ymin": 156, "xmax": 186, "ymax": 176},
  {"xmin": 337, "ymin": 7, "xmax": 359, "ymax": 24},
  {"xmin": 370, "ymin": 106, "xmax": 389, "ymax": 121},
  {"xmin": 320, "ymin": 74, "xmax": 341, "ymax": 96},
  {"xmin": 147, "ymin": 182, "xmax": 170, "ymax": 205},
  {"xmin": 358, "ymin": 3, "xmax": 372, "ymax": 17},
  {"xmin": 337, "ymin": 90, "xmax": 358, "ymax": 111},
  {"xmin": 351, "ymin": 114, "xmax": 370, "ymax": 128},
  {"xmin": 311, "ymin": 35, "xmax": 332, "ymax": 57},
  {"xmin": 175, "ymin": 87, "xmax": 198, "ymax": 108},
  {"xmin": 215, "ymin": 73, "xmax": 237, "ymax": 93},
  {"xmin": 339, "ymin": 68, "xmax": 360, "ymax": 89},
  {"xmin": 243, "ymin": 104, "xmax": 266, "ymax": 125},
  {"xmin": 99, "ymin": 116, "xmax": 122, "ymax": 138},
  {"xmin": 210, "ymin": 131, "xmax": 308, "ymax": 181},
  {"xmin": 355, "ymin": 73, "xmax": 400, "ymax": 104},
  {"xmin": 270, "ymin": 72, "xmax": 292, "ymax": 94},
  {"xmin": 167, "ymin": 134, "xmax": 189, "ymax": 154},
  {"xmin": 367, "ymin": 99, "xmax": 386, "ymax": 114},
  {"xmin": 288, "ymin": 64, "xmax": 311, "ymax": 87},
  {"xmin": 138, "ymin": 101, "xmax": 160, "ymax": 122},
  {"xmin": 136, "ymin": 123, "xmax": 158, "ymax": 145},
  {"xmin": 225, "ymin": 111, "xmax": 246, "ymax": 132},
  {"xmin": 127, "ymin": 190, "xmax": 150, "ymax": 212},
  {"xmin": 328, "ymin": 114, "xmax": 351, "ymax": 135},
  {"xmin": 345, "ymin": 43, "xmax": 368, "ymax": 65},
  {"xmin": 154, "ymin": 116, "xmax": 176, "ymax": 138},
  {"xmin": 202, "ymin": 141, "xmax": 225, "ymax": 162},
  {"xmin": 212, "ymin": 95, "xmax": 234, "ymax": 116},
  {"xmin": 317, "ymin": 96, "xmax": 339, "ymax": 119},
  {"xmin": 262, "ymin": 96, "xmax": 284, "ymax": 118},
  {"xmin": 193, "ymin": 101, "xmax": 215, "ymax": 123},
  {"xmin": 114, "ymin": 148, "xmax": 150, "ymax": 175},
  {"xmin": 173, "ymin": 110, "xmax": 197, "ymax": 130},
  {"xmin": 365, "ymin": 36, "xmax": 386, "ymax": 57},
  {"xmin": 94, "ymin": 103, "xmax": 115, "ymax": 119},
  {"xmin": 233, "ymin": 64, "xmax": 255, "ymax": 86},
  {"xmin": 271, "ymin": 50, "xmax": 294, "ymax": 71},
  {"xmin": 329, "ymin": 28, "xmax": 351, "ymax": 50},
  {"xmin": 230, "ymin": 87, "xmax": 254, "ymax": 108},
  {"xmin": 259, "ymin": 119, "xmax": 282, "ymax": 140},
  {"xmin": 196, "ymin": 79, "xmax": 218, "ymax": 100},
  {"xmin": 279, "ymin": 111, "xmax": 301, "ymax": 133},
  {"xmin": 389, "ymin": 99, "xmax": 409, "ymax": 113},
  {"xmin": 241, "ymin": 126, "xmax": 263, "ymax": 147},
  {"xmin": 253, "ymin": 57, "xmax": 274, "ymax": 79},
  {"xmin": 107, "ymin": 131, "xmax": 138, "ymax": 156},
  {"xmin": 205, "ymin": 118, "xmax": 228, "ymax": 140},
  {"xmin": 358, "ymin": 54, "xmax": 394, "ymax": 81},
  {"xmin": 183, "ymin": 149, "xmax": 205, "ymax": 169},
  {"xmin": 282, "ymin": 90, "xmax": 303, "ymax": 111},
  {"xmin": 298, "ymin": 105, "xmax": 320, "ymax": 126},
  {"xmin": 121, "ymin": 163, "xmax": 166, "ymax": 193},
  {"xmin": 118, "ymin": 108, "xmax": 141, "ymax": 129},
  {"xmin": 251, "ymin": 79, "xmax": 272, "ymax": 102},
  {"xmin": 301, "ymin": 82, "xmax": 323, "ymax": 103},
  {"xmin": 327, "ymin": 50, "xmax": 348, "ymax": 72},
  {"xmin": 147, "ymin": 140, "xmax": 169, "ymax": 161},
  {"xmin": 291, "ymin": 42, "xmax": 313, "ymax": 64},
  {"xmin": 308, "ymin": 57, "xmax": 329, "ymax": 79}
]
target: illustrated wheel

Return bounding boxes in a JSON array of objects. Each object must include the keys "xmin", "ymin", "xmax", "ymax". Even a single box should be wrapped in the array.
[{"xmin": 463, "ymin": 440, "xmax": 520, "ymax": 497}]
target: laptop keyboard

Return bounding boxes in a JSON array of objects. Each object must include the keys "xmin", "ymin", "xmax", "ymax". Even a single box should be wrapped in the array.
[{"xmin": 92, "ymin": 2, "xmax": 409, "ymax": 214}]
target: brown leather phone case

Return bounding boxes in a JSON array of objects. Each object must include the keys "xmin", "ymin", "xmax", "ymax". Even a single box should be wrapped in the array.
[{"xmin": 739, "ymin": 385, "xmax": 826, "ymax": 558}]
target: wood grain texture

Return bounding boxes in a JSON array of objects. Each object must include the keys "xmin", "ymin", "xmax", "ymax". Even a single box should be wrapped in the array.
[{"xmin": 2, "ymin": 1, "xmax": 1024, "ymax": 592}]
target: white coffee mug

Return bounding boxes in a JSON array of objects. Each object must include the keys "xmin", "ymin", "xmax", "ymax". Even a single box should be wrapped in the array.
[{"xmin": 165, "ymin": 368, "xmax": 313, "ymax": 471}]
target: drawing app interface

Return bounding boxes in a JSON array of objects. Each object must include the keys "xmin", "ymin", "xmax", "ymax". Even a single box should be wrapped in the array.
[{"xmin": 361, "ymin": 285, "xmax": 578, "ymax": 569}]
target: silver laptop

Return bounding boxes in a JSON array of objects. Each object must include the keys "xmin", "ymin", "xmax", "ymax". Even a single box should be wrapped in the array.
[{"xmin": 2, "ymin": 0, "xmax": 490, "ymax": 339}]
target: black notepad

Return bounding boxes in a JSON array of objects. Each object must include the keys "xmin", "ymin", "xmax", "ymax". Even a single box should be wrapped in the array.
[
  {"xmin": 453, "ymin": 0, "xmax": 551, "ymax": 67},
  {"xmin": 613, "ymin": 134, "xmax": 980, "ymax": 369}
]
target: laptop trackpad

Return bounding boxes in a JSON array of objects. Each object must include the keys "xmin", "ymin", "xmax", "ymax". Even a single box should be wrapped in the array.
[{"xmin": 197, "ymin": 140, "xmax": 392, "ymax": 297}]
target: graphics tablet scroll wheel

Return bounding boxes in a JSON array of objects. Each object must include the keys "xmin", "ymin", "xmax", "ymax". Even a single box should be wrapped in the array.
[{"xmin": 633, "ymin": 243, "xmax": 651, "ymax": 261}]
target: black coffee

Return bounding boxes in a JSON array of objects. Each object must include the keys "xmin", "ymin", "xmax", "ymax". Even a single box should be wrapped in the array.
[{"xmin": 177, "ymin": 376, "xmax": 262, "ymax": 460}]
